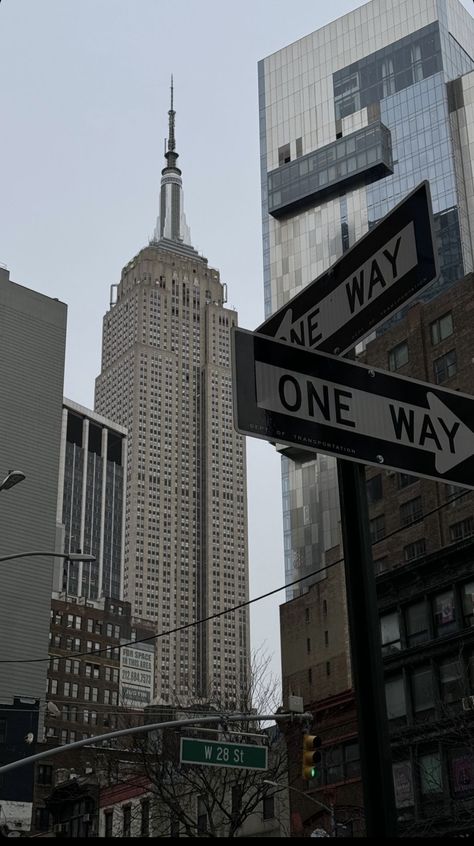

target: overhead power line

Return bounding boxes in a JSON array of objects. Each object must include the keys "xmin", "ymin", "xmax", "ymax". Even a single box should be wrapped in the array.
[{"xmin": 0, "ymin": 488, "xmax": 469, "ymax": 666}]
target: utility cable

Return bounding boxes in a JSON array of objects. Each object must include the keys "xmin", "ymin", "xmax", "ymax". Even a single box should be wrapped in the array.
[{"xmin": 0, "ymin": 488, "xmax": 469, "ymax": 665}]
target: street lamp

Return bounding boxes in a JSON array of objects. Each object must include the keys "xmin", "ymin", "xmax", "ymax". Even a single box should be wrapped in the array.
[
  {"xmin": 0, "ymin": 470, "xmax": 26, "ymax": 492},
  {"xmin": 263, "ymin": 779, "xmax": 335, "ymax": 837},
  {"xmin": 0, "ymin": 551, "xmax": 95, "ymax": 564}
]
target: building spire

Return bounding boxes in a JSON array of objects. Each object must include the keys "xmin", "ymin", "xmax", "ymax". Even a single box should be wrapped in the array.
[
  {"xmin": 168, "ymin": 74, "xmax": 175, "ymax": 153},
  {"xmin": 153, "ymin": 76, "xmax": 192, "ymax": 247}
]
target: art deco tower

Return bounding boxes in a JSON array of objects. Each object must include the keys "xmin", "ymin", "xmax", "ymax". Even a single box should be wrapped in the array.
[{"xmin": 95, "ymin": 82, "xmax": 249, "ymax": 706}]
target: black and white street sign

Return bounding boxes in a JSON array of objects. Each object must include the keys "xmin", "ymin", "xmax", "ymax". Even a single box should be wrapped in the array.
[
  {"xmin": 232, "ymin": 328, "xmax": 474, "ymax": 490},
  {"xmin": 258, "ymin": 181, "xmax": 438, "ymax": 356}
]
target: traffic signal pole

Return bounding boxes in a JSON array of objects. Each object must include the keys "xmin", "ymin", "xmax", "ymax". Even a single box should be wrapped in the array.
[
  {"xmin": 0, "ymin": 711, "xmax": 312, "ymax": 776},
  {"xmin": 337, "ymin": 460, "xmax": 397, "ymax": 837}
]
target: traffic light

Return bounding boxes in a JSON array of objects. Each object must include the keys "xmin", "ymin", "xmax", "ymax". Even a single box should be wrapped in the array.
[{"xmin": 302, "ymin": 733, "xmax": 322, "ymax": 780}]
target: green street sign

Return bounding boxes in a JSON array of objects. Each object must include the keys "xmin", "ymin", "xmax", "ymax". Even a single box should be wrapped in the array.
[{"xmin": 180, "ymin": 737, "xmax": 268, "ymax": 771}]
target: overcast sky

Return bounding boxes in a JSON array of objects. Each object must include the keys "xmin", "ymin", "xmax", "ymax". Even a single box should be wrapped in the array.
[{"xmin": 1, "ymin": 0, "xmax": 473, "ymax": 688}]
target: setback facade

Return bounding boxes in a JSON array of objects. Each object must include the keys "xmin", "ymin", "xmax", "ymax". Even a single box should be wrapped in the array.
[{"xmin": 94, "ymin": 89, "xmax": 250, "ymax": 706}]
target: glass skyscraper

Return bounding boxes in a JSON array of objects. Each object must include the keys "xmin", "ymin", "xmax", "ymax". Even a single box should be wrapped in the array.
[{"xmin": 258, "ymin": 0, "xmax": 474, "ymax": 598}]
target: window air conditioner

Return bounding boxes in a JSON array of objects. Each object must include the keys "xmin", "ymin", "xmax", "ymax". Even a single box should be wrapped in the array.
[{"xmin": 462, "ymin": 695, "xmax": 474, "ymax": 711}]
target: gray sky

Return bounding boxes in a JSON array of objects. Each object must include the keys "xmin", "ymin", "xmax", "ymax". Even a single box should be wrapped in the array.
[{"xmin": 2, "ymin": 0, "xmax": 473, "ymax": 687}]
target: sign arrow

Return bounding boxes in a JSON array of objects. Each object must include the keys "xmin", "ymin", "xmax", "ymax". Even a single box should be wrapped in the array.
[{"xmin": 255, "ymin": 364, "xmax": 474, "ymax": 474}]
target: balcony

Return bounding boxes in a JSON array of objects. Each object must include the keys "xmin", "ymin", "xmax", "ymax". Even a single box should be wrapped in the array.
[{"xmin": 267, "ymin": 122, "xmax": 393, "ymax": 218}]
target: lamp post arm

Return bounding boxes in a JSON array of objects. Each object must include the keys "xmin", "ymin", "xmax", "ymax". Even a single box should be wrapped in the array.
[
  {"xmin": 0, "ymin": 711, "xmax": 313, "ymax": 776},
  {"xmin": 0, "ymin": 551, "xmax": 95, "ymax": 564}
]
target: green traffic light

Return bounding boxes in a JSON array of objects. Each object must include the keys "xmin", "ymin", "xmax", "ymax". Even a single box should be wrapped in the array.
[{"xmin": 302, "ymin": 733, "xmax": 322, "ymax": 781}]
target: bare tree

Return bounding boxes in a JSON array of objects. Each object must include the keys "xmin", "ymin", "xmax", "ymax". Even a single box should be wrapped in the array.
[{"xmin": 130, "ymin": 648, "xmax": 289, "ymax": 837}]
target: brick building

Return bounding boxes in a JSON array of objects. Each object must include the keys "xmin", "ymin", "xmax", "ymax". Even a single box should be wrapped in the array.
[
  {"xmin": 361, "ymin": 272, "xmax": 474, "ymax": 836},
  {"xmin": 280, "ymin": 274, "xmax": 474, "ymax": 836},
  {"xmin": 32, "ymin": 595, "xmax": 155, "ymax": 834}
]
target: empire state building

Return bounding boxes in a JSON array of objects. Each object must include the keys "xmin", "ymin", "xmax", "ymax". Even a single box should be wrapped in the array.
[{"xmin": 95, "ymin": 82, "xmax": 250, "ymax": 705}]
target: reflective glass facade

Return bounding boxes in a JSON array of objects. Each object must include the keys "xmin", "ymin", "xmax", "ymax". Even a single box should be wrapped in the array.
[
  {"xmin": 258, "ymin": 0, "xmax": 474, "ymax": 598},
  {"xmin": 60, "ymin": 400, "xmax": 126, "ymax": 601},
  {"xmin": 268, "ymin": 121, "xmax": 393, "ymax": 216}
]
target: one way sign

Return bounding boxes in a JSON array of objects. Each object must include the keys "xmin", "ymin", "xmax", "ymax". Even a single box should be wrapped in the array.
[
  {"xmin": 232, "ymin": 328, "xmax": 474, "ymax": 490},
  {"xmin": 258, "ymin": 181, "xmax": 438, "ymax": 356}
]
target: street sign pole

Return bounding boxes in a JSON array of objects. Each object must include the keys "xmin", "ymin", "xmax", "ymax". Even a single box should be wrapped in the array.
[
  {"xmin": 231, "ymin": 321, "xmax": 474, "ymax": 837},
  {"xmin": 337, "ymin": 443, "xmax": 397, "ymax": 838},
  {"xmin": 234, "ymin": 182, "xmax": 441, "ymax": 838}
]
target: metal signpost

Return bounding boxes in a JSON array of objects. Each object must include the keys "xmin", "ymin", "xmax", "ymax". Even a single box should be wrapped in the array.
[
  {"xmin": 258, "ymin": 181, "xmax": 438, "ymax": 356},
  {"xmin": 180, "ymin": 737, "xmax": 268, "ymax": 771},
  {"xmin": 232, "ymin": 183, "xmax": 447, "ymax": 838}
]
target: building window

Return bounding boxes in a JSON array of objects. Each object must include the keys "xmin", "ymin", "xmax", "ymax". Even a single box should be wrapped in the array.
[
  {"xmin": 419, "ymin": 752, "xmax": 442, "ymax": 795},
  {"xmin": 307, "ymin": 638, "xmax": 311, "ymax": 654},
  {"xmin": 366, "ymin": 473, "xmax": 383, "ymax": 504},
  {"xmin": 398, "ymin": 473, "xmax": 417, "ymax": 489},
  {"xmin": 385, "ymin": 675, "xmax": 406, "ymax": 721},
  {"xmin": 433, "ymin": 590, "xmax": 457, "ymax": 637},
  {"xmin": 446, "ymin": 484, "xmax": 468, "ymax": 507},
  {"xmin": 326, "ymin": 661, "xmax": 331, "ymax": 676},
  {"xmin": 380, "ymin": 612, "xmax": 401, "ymax": 655},
  {"xmin": 462, "ymin": 583, "xmax": 474, "ymax": 628},
  {"xmin": 405, "ymin": 601, "xmax": 429, "ymax": 647},
  {"xmin": 37, "ymin": 764, "xmax": 53, "ymax": 785},
  {"xmin": 450, "ymin": 751, "xmax": 474, "ymax": 796},
  {"xmin": 34, "ymin": 808, "xmax": 50, "ymax": 832},
  {"xmin": 434, "ymin": 349, "xmax": 457, "ymax": 384},
  {"xmin": 140, "ymin": 800, "xmax": 150, "ymax": 837},
  {"xmin": 388, "ymin": 341, "xmax": 408, "ymax": 371},
  {"xmin": 400, "ymin": 497, "xmax": 423, "ymax": 527},
  {"xmin": 393, "ymin": 761, "xmax": 415, "ymax": 809},
  {"xmin": 374, "ymin": 556, "xmax": 388, "ymax": 575},
  {"xmin": 439, "ymin": 659, "xmax": 463, "ymax": 706},
  {"xmin": 263, "ymin": 794, "xmax": 275, "ymax": 820},
  {"xmin": 324, "ymin": 630, "xmax": 329, "ymax": 647},
  {"xmin": 278, "ymin": 143, "xmax": 291, "ymax": 165},
  {"xmin": 411, "ymin": 666, "xmax": 435, "ymax": 720},
  {"xmin": 122, "ymin": 806, "xmax": 131, "ymax": 838},
  {"xmin": 104, "ymin": 811, "xmax": 113, "ymax": 838},
  {"xmin": 450, "ymin": 518, "xmax": 474, "ymax": 542},
  {"xmin": 344, "ymin": 741, "xmax": 360, "ymax": 779},
  {"xmin": 326, "ymin": 745, "xmax": 343, "ymax": 783},
  {"xmin": 370, "ymin": 514, "xmax": 385, "ymax": 543},
  {"xmin": 430, "ymin": 312, "xmax": 453, "ymax": 345},
  {"xmin": 404, "ymin": 539, "xmax": 426, "ymax": 562}
]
